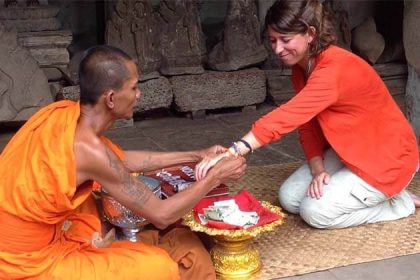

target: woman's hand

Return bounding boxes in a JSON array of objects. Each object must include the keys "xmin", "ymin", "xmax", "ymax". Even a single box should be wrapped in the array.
[
  {"xmin": 307, "ymin": 170, "xmax": 330, "ymax": 199},
  {"xmin": 307, "ymin": 156, "xmax": 329, "ymax": 199}
]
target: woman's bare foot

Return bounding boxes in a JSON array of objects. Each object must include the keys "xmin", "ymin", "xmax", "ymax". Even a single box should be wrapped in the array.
[{"xmin": 408, "ymin": 191, "xmax": 420, "ymax": 207}]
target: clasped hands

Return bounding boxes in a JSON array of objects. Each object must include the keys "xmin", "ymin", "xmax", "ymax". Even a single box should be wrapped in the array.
[{"xmin": 195, "ymin": 145, "xmax": 246, "ymax": 182}]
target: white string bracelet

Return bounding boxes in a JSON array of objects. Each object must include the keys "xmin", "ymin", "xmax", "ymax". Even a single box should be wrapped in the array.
[{"xmin": 231, "ymin": 142, "xmax": 240, "ymax": 156}]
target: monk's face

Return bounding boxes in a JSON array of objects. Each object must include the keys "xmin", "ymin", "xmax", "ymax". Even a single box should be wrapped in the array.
[{"xmin": 112, "ymin": 61, "xmax": 141, "ymax": 120}]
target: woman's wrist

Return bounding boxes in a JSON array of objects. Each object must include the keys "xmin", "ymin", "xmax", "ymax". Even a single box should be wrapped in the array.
[
  {"xmin": 308, "ymin": 156, "xmax": 325, "ymax": 175},
  {"xmin": 226, "ymin": 139, "xmax": 253, "ymax": 157}
]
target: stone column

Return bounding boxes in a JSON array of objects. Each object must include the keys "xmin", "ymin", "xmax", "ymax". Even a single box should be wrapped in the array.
[
  {"xmin": 207, "ymin": 0, "xmax": 267, "ymax": 71},
  {"xmin": 157, "ymin": 0, "xmax": 206, "ymax": 75},
  {"xmin": 106, "ymin": 0, "xmax": 161, "ymax": 81},
  {"xmin": 403, "ymin": 0, "xmax": 420, "ymax": 140}
]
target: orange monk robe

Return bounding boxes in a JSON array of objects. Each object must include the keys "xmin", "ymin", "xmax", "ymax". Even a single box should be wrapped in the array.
[{"xmin": 0, "ymin": 100, "xmax": 215, "ymax": 280}]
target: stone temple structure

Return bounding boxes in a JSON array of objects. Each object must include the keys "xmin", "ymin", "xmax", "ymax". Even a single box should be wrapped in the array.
[
  {"xmin": 0, "ymin": 0, "xmax": 72, "ymax": 101},
  {"xmin": 0, "ymin": 22, "xmax": 52, "ymax": 122},
  {"xmin": 0, "ymin": 0, "xmax": 418, "ymax": 139}
]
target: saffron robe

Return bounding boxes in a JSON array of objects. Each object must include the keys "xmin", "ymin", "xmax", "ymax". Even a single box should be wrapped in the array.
[{"xmin": 0, "ymin": 100, "xmax": 215, "ymax": 280}]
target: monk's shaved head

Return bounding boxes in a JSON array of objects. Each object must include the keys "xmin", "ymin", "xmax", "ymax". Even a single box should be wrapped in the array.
[{"xmin": 79, "ymin": 45, "xmax": 135, "ymax": 105}]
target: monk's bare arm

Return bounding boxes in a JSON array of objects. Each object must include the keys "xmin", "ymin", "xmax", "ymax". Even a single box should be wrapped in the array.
[
  {"xmin": 75, "ymin": 141, "xmax": 156, "ymax": 210},
  {"xmin": 76, "ymin": 141, "xmax": 245, "ymax": 228},
  {"xmin": 77, "ymin": 143, "xmax": 245, "ymax": 229},
  {"xmin": 123, "ymin": 145, "xmax": 226, "ymax": 173},
  {"xmin": 123, "ymin": 150, "xmax": 202, "ymax": 173},
  {"xmin": 105, "ymin": 148, "xmax": 152, "ymax": 206}
]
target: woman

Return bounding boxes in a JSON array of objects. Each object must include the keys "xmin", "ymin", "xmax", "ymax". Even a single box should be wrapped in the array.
[{"xmin": 195, "ymin": 0, "xmax": 419, "ymax": 229}]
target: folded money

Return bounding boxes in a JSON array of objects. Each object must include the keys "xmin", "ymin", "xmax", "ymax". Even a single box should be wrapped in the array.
[
  {"xmin": 201, "ymin": 199, "xmax": 260, "ymax": 228},
  {"xmin": 204, "ymin": 205, "xmax": 235, "ymax": 221},
  {"xmin": 223, "ymin": 211, "xmax": 259, "ymax": 229},
  {"xmin": 198, "ymin": 213, "xmax": 208, "ymax": 225}
]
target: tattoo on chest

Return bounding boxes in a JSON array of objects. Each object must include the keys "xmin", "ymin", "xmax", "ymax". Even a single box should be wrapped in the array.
[{"xmin": 106, "ymin": 148, "xmax": 152, "ymax": 205}]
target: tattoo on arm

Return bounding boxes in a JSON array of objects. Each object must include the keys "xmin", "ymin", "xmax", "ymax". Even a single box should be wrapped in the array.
[
  {"xmin": 140, "ymin": 155, "xmax": 153, "ymax": 171},
  {"xmin": 106, "ymin": 148, "xmax": 152, "ymax": 206},
  {"xmin": 139, "ymin": 155, "xmax": 163, "ymax": 172}
]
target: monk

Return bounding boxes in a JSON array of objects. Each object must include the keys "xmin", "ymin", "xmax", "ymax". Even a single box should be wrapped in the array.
[{"xmin": 0, "ymin": 45, "xmax": 246, "ymax": 279}]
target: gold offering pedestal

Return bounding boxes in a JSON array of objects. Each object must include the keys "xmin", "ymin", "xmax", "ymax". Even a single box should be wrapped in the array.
[{"xmin": 183, "ymin": 201, "xmax": 285, "ymax": 279}]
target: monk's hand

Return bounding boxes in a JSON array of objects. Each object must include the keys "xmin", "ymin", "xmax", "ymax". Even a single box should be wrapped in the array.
[
  {"xmin": 197, "ymin": 145, "xmax": 227, "ymax": 159},
  {"xmin": 307, "ymin": 170, "xmax": 330, "ymax": 199},
  {"xmin": 195, "ymin": 152, "xmax": 230, "ymax": 181},
  {"xmin": 208, "ymin": 156, "xmax": 247, "ymax": 184}
]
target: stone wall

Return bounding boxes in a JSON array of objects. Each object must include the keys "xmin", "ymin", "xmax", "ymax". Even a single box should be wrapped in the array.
[
  {"xmin": 1, "ymin": 0, "xmax": 419, "ymax": 131},
  {"xmin": 403, "ymin": 0, "xmax": 420, "ymax": 140}
]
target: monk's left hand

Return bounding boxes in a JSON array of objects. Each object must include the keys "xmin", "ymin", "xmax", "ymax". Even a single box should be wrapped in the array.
[
  {"xmin": 197, "ymin": 145, "xmax": 227, "ymax": 159},
  {"xmin": 195, "ymin": 152, "xmax": 230, "ymax": 181}
]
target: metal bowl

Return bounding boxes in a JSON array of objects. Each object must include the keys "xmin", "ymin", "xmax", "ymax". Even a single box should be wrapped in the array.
[{"xmin": 101, "ymin": 175, "xmax": 161, "ymax": 241}]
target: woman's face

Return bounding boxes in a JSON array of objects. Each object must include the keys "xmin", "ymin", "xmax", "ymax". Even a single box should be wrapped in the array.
[{"xmin": 267, "ymin": 25, "xmax": 314, "ymax": 67}]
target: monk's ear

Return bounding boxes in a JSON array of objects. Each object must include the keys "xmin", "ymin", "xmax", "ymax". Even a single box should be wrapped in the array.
[{"xmin": 104, "ymin": 90, "xmax": 115, "ymax": 109}]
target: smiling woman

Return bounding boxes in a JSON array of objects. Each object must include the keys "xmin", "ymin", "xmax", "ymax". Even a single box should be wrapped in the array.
[
  {"xmin": 195, "ymin": 0, "xmax": 419, "ymax": 230},
  {"xmin": 265, "ymin": 0, "xmax": 336, "ymax": 74}
]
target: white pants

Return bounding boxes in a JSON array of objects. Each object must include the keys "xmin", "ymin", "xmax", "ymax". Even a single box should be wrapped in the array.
[{"xmin": 278, "ymin": 149, "xmax": 416, "ymax": 229}]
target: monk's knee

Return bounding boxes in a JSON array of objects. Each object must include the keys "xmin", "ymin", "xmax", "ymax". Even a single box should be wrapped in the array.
[
  {"xmin": 169, "ymin": 229, "xmax": 216, "ymax": 280},
  {"xmin": 147, "ymin": 248, "xmax": 180, "ymax": 279}
]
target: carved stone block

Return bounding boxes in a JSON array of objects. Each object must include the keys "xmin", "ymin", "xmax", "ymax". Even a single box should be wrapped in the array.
[
  {"xmin": 106, "ymin": 0, "xmax": 161, "ymax": 77},
  {"xmin": 403, "ymin": 1, "xmax": 420, "ymax": 74},
  {"xmin": 17, "ymin": 30, "xmax": 72, "ymax": 48},
  {"xmin": 57, "ymin": 77, "xmax": 173, "ymax": 114},
  {"xmin": 265, "ymin": 69, "xmax": 294, "ymax": 105},
  {"xmin": 0, "ymin": 23, "xmax": 52, "ymax": 122},
  {"xmin": 382, "ymin": 76, "xmax": 407, "ymax": 96},
  {"xmin": 56, "ymin": 85, "xmax": 80, "ymax": 101},
  {"xmin": 351, "ymin": 17, "xmax": 385, "ymax": 65},
  {"xmin": 374, "ymin": 63, "xmax": 408, "ymax": 99},
  {"xmin": 172, "ymin": 68, "xmax": 266, "ymax": 112},
  {"xmin": 207, "ymin": 0, "xmax": 267, "ymax": 71},
  {"xmin": 0, "ymin": 6, "xmax": 59, "ymax": 20},
  {"xmin": 42, "ymin": 67, "xmax": 64, "ymax": 81},
  {"xmin": 406, "ymin": 66, "xmax": 420, "ymax": 140},
  {"xmin": 2, "ymin": 18, "xmax": 61, "ymax": 32},
  {"xmin": 134, "ymin": 76, "xmax": 173, "ymax": 113},
  {"xmin": 26, "ymin": 47, "xmax": 69, "ymax": 66},
  {"xmin": 158, "ymin": 0, "xmax": 206, "ymax": 76}
]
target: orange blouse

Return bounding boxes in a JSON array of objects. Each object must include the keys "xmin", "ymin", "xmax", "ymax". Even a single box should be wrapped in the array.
[{"xmin": 252, "ymin": 45, "xmax": 418, "ymax": 197}]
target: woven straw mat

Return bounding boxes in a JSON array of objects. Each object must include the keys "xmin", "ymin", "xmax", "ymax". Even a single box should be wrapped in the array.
[{"xmin": 227, "ymin": 162, "xmax": 420, "ymax": 280}]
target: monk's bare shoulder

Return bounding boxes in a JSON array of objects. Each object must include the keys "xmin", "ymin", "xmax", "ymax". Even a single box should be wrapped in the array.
[
  {"xmin": 73, "ymin": 128, "xmax": 152, "ymax": 206},
  {"xmin": 73, "ymin": 129, "xmax": 109, "ymax": 185}
]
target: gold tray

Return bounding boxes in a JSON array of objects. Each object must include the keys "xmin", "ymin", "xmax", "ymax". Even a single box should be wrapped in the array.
[
  {"xmin": 182, "ymin": 201, "xmax": 286, "ymax": 279},
  {"xmin": 182, "ymin": 201, "xmax": 286, "ymax": 238}
]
